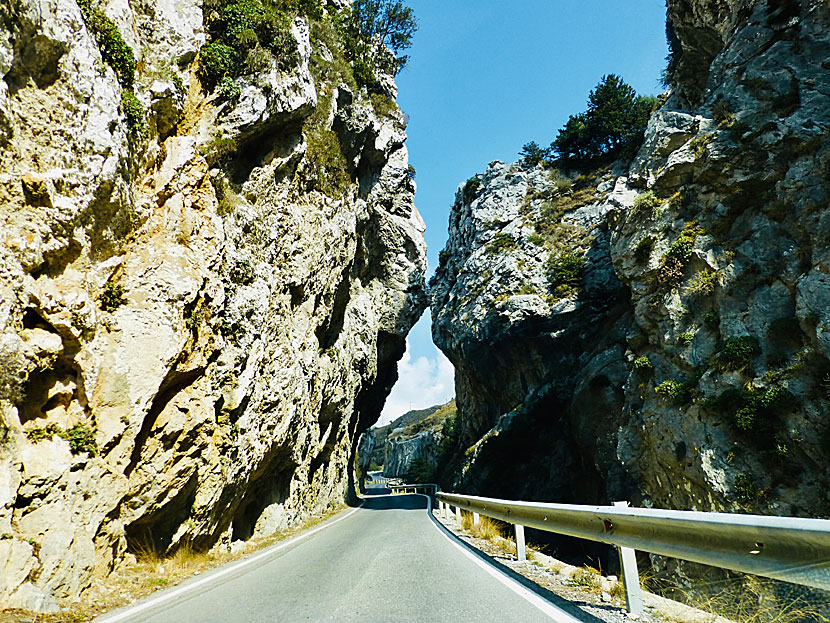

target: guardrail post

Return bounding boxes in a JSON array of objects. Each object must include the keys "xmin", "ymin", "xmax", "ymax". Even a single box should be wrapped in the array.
[
  {"xmin": 455, "ymin": 505, "xmax": 462, "ymax": 522},
  {"xmin": 515, "ymin": 524, "xmax": 526, "ymax": 562},
  {"xmin": 473, "ymin": 512, "xmax": 480, "ymax": 525},
  {"xmin": 614, "ymin": 501, "xmax": 643, "ymax": 614}
]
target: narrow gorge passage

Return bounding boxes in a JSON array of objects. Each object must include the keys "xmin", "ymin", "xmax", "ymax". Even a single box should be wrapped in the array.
[{"xmin": 119, "ymin": 488, "xmax": 572, "ymax": 623}]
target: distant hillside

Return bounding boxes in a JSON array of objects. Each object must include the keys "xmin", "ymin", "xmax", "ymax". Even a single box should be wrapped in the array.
[{"xmin": 370, "ymin": 400, "xmax": 455, "ymax": 467}]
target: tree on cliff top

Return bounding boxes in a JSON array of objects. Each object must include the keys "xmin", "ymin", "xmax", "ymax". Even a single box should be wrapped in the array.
[
  {"xmin": 338, "ymin": 0, "xmax": 417, "ymax": 84},
  {"xmin": 551, "ymin": 74, "xmax": 658, "ymax": 165}
]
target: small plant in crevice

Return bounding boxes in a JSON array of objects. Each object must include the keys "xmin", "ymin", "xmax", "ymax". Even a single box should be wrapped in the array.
[
  {"xmin": 121, "ymin": 90, "xmax": 147, "ymax": 143},
  {"xmin": 678, "ymin": 331, "xmax": 695, "ymax": 347},
  {"xmin": 706, "ymin": 384, "xmax": 793, "ymax": 433},
  {"xmin": 684, "ymin": 269, "xmax": 720, "ymax": 297},
  {"xmin": 633, "ymin": 356, "xmax": 653, "ymax": 372},
  {"xmin": 632, "ymin": 190, "xmax": 663, "ymax": 219},
  {"xmin": 733, "ymin": 473, "xmax": 758, "ymax": 505},
  {"xmin": 568, "ymin": 566, "xmax": 602, "ymax": 591},
  {"xmin": 26, "ymin": 422, "xmax": 98, "ymax": 456},
  {"xmin": 216, "ymin": 76, "xmax": 242, "ymax": 101},
  {"xmin": 656, "ymin": 222, "xmax": 703, "ymax": 288},
  {"xmin": 78, "ymin": 0, "xmax": 137, "ymax": 89},
  {"xmin": 655, "ymin": 369, "xmax": 702, "ymax": 405},
  {"xmin": 485, "ymin": 233, "xmax": 517, "ymax": 255},
  {"xmin": 713, "ymin": 336, "xmax": 761, "ymax": 372},
  {"xmin": 101, "ymin": 280, "xmax": 126, "ymax": 312},
  {"xmin": 546, "ymin": 250, "xmax": 586, "ymax": 300}
]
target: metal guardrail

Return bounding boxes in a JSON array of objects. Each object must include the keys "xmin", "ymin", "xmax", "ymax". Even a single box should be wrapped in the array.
[
  {"xmin": 389, "ymin": 482, "xmax": 438, "ymax": 495},
  {"xmin": 436, "ymin": 491, "xmax": 830, "ymax": 607}
]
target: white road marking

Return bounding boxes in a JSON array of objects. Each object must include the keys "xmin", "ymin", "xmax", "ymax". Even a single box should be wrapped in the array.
[
  {"xmin": 95, "ymin": 506, "xmax": 361, "ymax": 623},
  {"xmin": 417, "ymin": 494, "xmax": 585, "ymax": 623}
]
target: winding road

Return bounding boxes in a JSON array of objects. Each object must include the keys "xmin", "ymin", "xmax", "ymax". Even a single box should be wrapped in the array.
[{"xmin": 98, "ymin": 486, "xmax": 588, "ymax": 622}]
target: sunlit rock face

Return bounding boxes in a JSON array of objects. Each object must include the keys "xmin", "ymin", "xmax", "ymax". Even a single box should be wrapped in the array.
[
  {"xmin": 0, "ymin": 0, "xmax": 426, "ymax": 610},
  {"xmin": 432, "ymin": 0, "xmax": 830, "ymax": 525}
]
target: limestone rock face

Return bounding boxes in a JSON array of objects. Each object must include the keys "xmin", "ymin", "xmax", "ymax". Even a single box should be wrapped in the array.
[
  {"xmin": 383, "ymin": 430, "xmax": 439, "ymax": 479},
  {"xmin": 0, "ymin": 0, "xmax": 426, "ymax": 610},
  {"xmin": 432, "ymin": 0, "xmax": 830, "ymax": 519}
]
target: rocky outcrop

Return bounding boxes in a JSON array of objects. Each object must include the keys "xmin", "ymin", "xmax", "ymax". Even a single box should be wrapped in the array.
[
  {"xmin": 381, "ymin": 400, "xmax": 455, "ymax": 478},
  {"xmin": 432, "ymin": 0, "xmax": 830, "ymax": 523},
  {"xmin": 383, "ymin": 430, "xmax": 438, "ymax": 478},
  {"xmin": 0, "ymin": 0, "xmax": 426, "ymax": 611}
]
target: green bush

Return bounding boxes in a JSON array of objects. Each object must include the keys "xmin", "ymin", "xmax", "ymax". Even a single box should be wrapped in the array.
[
  {"xmin": 485, "ymin": 233, "xmax": 516, "ymax": 255},
  {"xmin": 78, "ymin": 0, "xmax": 136, "ymax": 89},
  {"xmin": 303, "ymin": 125, "xmax": 350, "ymax": 196},
  {"xmin": 336, "ymin": 0, "xmax": 417, "ymax": 87},
  {"xmin": 678, "ymin": 331, "xmax": 695, "ymax": 346},
  {"xmin": 121, "ymin": 91, "xmax": 147, "ymax": 142},
  {"xmin": 547, "ymin": 250, "xmax": 586, "ymax": 298},
  {"xmin": 633, "ymin": 190, "xmax": 662, "ymax": 218},
  {"xmin": 656, "ymin": 224, "xmax": 702, "ymax": 288},
  {"xmin": 101, "ymin": 281, "xmax": 126, "ymax": 312},
  {"xmin": 198, "ymin": 42, "xmax": 238, "ymax": 89},
  {"xmin": 633, "ymin": 356, "xmax": 653, "ymax": 371},
  {"xmin": 708, "ymin": 384, "xmax": 792, "ymax": 432},
  {"xmin": 463, "ymin": 176, "xmax": 482, "ymax": 204},
  {"xmin": 26, "ymin": 422, "xmax": 98, "ymax": 456},
  {"xmin": 406, "ymin": 457, "xmax": 436, "ymax": 483},
  {"xmin": 715, "ymin": 336, "xmax": 761, "ymax": 372},
  {"xmin": 216, "ymin": 76, "xmax": 242, "ymax": 101},
  {"xmin": 63, "ymin": 424, "xmax": 98, "ymax": 456}
]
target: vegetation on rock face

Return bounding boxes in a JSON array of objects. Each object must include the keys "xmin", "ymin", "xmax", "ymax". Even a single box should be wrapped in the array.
[
  {"xmin": 337, "ymin": 0, "xmax": 417, "ymax": 89},
  {"xmin": 78, "ymin": 0, "xmax": 145, "ymax": 142},
  {"xmin": 463, "ymin": 176, "xmax": 482, "ymax": 204},
  {"xmin": 78, "ymin": 0, "xmax": 136, "ymax": 89},
  {"xmin": 26, "ymin": 422, "xmax": 98, "ymax": 456},
  {"xmin": 198, "ymin": 0, "xmax": 417, "ymax": 93},
  {"xmin": 198, "ymin": 0, "xmax": 305, "ymax": 89},
  {"xmin": 551, "ymin": 74, "xmax": 658, "ymax": 165},
  {"xmin": 656, "ymin": 222, "xmax": 703, "ymax": 288},
  {"xmin": 546, "ymin": 250, "xmax": 586, "ymax": 299},
  {"xmin": 101, "ymin": 281, "xmax": 126, "ymax": 312},
  {"xmin": 485, "ymin": 233, "xmax": 517, "ymax": 255}
]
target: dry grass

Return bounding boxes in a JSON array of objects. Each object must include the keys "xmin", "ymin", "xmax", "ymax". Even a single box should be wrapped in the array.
[
  {"xmin": 567, "ymin": 566, "xmax": 602, "ymax": 592},
  {"xmin": 459, "ymin": 513, "xmax": 505, "ymax": 543}
]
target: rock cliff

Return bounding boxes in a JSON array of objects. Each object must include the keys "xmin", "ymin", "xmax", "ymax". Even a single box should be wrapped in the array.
[
  {"xmin": 381, "ymin": 399, "xmax": 454, "ymax": 479},
  {"xmin": 432, "ymin": 0, "xmax": 830, "ymax": 525},
  {"xmin": 0, "ymin": 0, "xmax": 426, "ymax": 610}
]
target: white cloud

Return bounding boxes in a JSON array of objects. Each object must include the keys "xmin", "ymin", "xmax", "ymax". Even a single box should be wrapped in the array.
[{"xmin": 378, "ymin": 339, "xmax": 455, "ymax": 426}]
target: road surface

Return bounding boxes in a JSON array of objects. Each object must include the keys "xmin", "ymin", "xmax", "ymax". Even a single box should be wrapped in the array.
[{"xmin": 103, "ymin": 487, "xmax": 584, "ymax": 622}]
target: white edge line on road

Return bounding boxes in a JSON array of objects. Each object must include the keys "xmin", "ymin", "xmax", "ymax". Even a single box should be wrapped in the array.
[
  {"xmin": 95, "ymin": 506, "xmax": 361, "ymax": 623},
  {"xmin": 416, "ymin": 493, "xmax": 585, "ymax": 623}
]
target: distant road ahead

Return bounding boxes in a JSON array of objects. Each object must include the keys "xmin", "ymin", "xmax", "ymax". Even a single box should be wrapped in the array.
[{"xmin": 111, "ymin": 487, "xmax": 580, "ymax": 622}]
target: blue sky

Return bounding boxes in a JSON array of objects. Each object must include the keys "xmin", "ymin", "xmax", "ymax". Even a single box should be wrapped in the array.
[{"xmin": 379, "ymin": 0, "xmax": 669, "ymax": 425}]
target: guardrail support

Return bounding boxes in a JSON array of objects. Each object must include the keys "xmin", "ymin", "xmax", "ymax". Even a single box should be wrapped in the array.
[
  {"xmin": 455, "ymin": 505, "xmax": 462, "ymax": 522},
  {"xmin": 614, "ymin": 501, "xmax": 643, "ymax": 614},
  {"xmin": 515, "ymin": 524, "xmax": 526, "ymax": 562},
  {"xmin": 473, "ymin": 512, "xmax": 480, "ymax": 525}
]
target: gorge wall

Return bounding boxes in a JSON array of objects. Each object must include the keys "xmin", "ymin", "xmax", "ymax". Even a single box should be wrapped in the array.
[
  {"xmin": 0, "ymin": 0, "xmax": 426, "ymax": 611},
  {"xmin": 432, "ymin": 0, "xmax": 830, "ymax": 530}
]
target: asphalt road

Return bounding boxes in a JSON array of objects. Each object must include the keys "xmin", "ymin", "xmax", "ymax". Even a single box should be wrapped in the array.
[{"xmin": 110, "ymin": 487, "xmax": 577, "ymax": 622}]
